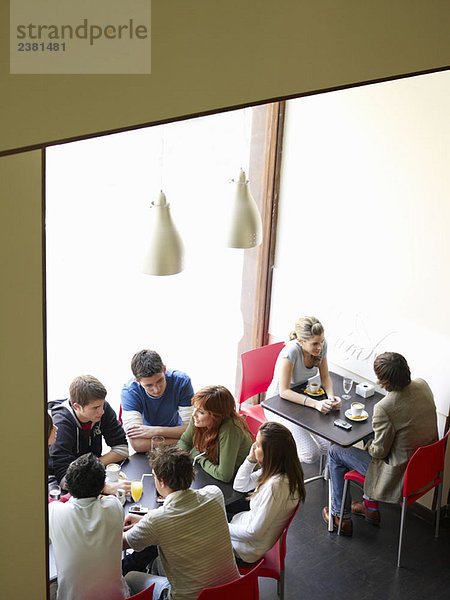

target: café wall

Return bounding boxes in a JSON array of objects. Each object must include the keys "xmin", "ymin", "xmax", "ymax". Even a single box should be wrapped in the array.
[{"xmin": 1, "ymin": 1, "xmax": 450, "ymax": 598}]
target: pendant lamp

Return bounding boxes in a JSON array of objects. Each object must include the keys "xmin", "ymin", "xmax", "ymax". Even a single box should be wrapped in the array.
[
  {"xmin": 227, "ymin": 169, "xmax": 262, "ymax": 248},
  {"xmin": 143, "ymin": 191, "xmax": 184, "ymax": 275}
]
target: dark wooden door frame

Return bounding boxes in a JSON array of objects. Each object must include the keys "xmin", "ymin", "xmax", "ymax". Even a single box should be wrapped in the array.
[{"xmin": 235, "ymin": 101, "xmax": 285, "ymax": 399}]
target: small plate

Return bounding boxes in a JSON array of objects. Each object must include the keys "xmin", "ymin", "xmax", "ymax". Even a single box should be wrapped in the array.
[
  {"xmin": 304, "ymin": 386, "xmax": 325, "ymax": 396},
  {"xmin": 345, "ymin": 409, "xmax": 369, "ymax": 422}
]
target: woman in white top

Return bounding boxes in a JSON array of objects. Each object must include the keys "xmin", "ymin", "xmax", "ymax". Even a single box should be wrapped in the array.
[
  {"xmin": 229, "ymin": 422, "xmax": 306, "ymax": 564},
  {"xmin": 265, "ymin": 316, "xmax": 341, "ymax": 463}
]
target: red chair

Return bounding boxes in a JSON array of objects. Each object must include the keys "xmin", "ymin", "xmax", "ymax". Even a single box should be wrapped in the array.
[
  {"xmin": 197, "ymin": 559, "xmax": 263, "ymax": 599},
  {"xmin": 238, "ymin": 342, "xmax": 285, "ymax": 436},
  {"xmin": 118, "ymin": 404, "xmax": 123, "ymax": 424},
  {"xmin": 238, "ymin": 502, "xmax": 300, "ymax": 600},
  {"xmin": 337, "ymin": 431, "xmax": 449, "ymax": 567},
  {"xmin": 128, "ymin": 583, "xmax": 155, "ymax": 599}
]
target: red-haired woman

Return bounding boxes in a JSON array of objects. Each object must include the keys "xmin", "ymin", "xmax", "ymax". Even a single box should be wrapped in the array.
[{"xmin": 178, "ymin": 385, "xmax": 253, "ymax": 482}]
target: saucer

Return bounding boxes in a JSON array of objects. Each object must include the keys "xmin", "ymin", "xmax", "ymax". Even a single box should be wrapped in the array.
[
  {"xmin": 345, "ymin": 409, "xmax": 369, "ymax": 422},
  {"xmin": 304, "ymin": 386, "xmax": 325, "ymax": 396}
]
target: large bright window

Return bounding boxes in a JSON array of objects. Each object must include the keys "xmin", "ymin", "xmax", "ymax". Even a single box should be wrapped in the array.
[
  {"xmin": 269, "ymin": 71, "xmax": 450, "ymax": 426},
  {"xmin": 46, "ymin": 109, "xmax": 253, "ymax": 412}
]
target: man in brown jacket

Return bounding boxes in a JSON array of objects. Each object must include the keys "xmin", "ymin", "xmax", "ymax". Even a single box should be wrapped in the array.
[{"xmin": 323, "ymin": 352, "xmax": 438, "ymax": 536}]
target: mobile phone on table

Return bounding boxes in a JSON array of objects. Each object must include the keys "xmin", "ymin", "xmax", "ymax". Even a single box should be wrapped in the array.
[
  {"xmin": 129, "ymin": 506, "xmax": 148, "ymax": 514},
  {"xmin": 334, "ymin": 419, "xmax": 352, "ymax": 430}
]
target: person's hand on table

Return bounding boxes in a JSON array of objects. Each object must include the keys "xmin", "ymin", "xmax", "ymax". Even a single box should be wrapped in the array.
[
  {"xmin": 126, "ymin": 424, "xmax": 160, "ymax": 439},
  {"xmin": 315, "ymin": 398, "xmax": 333, "ymax": 414},
  {"xmin": 123, "ymin": 512, "xmax": 143, "ymax": 531},
  {"xmin": 103, "ymin": 479, "xmax": 132, "ymax": 496},
  {"xmin": 329, "ymin": 396, "xmax": 342, "ymax": 410}
]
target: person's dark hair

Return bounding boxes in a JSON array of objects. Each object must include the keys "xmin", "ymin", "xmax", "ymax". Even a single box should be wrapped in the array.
[
  {"xmin": 192, "ymin": 385, "xmax": 253, "ymax": 464},
  {"xmin": 374, "ymin": 352, "xmax": 411, "ymax": 392},
  {"xmin": 65, "ymin": 453, "xmax": 106, "ymax": 498},
  {"xmin": 149, "ymin": 446, "xmax": 194, "ymax": 492},
  {"xmin": 255, "ymin": 422, "xmax": 306, "ymax": 502},
  {"xmin": 46, "ymin": 411, "xmax": 54, "ymax": 441},
  {"xmin": 69, "ymin": 375, "xmax": 107, "ymax": 408},
  {"xmin": 131, "ymin": 350, "xmax": 164, "ymax": 380}
]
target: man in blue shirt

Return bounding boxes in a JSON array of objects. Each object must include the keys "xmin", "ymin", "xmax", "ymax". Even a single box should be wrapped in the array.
[{"xmin": 121, "ymin": 350, "xmax": 194, "ymax": 452}]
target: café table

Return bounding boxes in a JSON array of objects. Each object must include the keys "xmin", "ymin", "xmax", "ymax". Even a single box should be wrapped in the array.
[
  {"xmin": 261, "ymin": 371, "xmax": 384, "ymax": 531},
  {"xmin": 120, "ymin": 451, "xmax": 245, "ymax": 510}
]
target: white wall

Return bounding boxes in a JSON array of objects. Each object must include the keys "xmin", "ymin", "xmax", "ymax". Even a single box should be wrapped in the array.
[{"xmin": 270, "ymin": 71, "xmax": 450, "ymax": 432}]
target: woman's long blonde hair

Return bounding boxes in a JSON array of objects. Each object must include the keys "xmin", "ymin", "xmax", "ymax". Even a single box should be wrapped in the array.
[{"xmin": 192, "ymin": 385, "xmax": 252, "ymax": 464}]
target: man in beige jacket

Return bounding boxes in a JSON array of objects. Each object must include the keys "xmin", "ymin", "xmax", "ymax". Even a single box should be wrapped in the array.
[{"xmin": 323, "ymin": 352, "xmax": 438, "ymax": 536}]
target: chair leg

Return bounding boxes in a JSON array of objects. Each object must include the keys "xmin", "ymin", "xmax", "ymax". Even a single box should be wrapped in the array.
[
  {"xmin": 279, "ymin": 572, "xmax": 285, "ymax": 600},
  {"xmin": 397, "ymin": 498, "xmax": 407, "ymax": 568},
  {"xmin": 328, "ymin": 478, "xmax": 333, "ymax": 532},
  {"xmin": 435, "ymin": 481, "xmax": 442, "ymax": 538},
  {"xmin": 337, "ymin": 479, "xmax": 349, "ymax": 536}
]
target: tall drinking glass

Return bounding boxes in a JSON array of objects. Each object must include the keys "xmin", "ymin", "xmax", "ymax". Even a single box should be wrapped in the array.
[
  {"xmin": 130, "ymin": 479, "xmax": 143, "ymax": 511},
  {"xmin": 342, "ymin": 377, "xmax": 353, "ymax": 400}
]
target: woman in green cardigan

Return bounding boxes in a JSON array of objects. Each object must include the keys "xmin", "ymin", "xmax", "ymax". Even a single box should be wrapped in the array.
[{"xmin": 178, "ymin": 385, "xmax": 253, "ymax": 482}]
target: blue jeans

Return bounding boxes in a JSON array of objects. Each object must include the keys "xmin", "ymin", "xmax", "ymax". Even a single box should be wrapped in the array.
[{"xmin": 328, "ymin": 444, "xmax": 372, "ymax": 517}]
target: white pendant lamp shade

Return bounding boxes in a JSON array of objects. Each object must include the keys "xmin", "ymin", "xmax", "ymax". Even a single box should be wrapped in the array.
[
  {"xmin": 143, "ymin": 191, "xmax": 184, "ymax": 276},
  {"xmin": 227, "ymin": 169, "xmax": 262, "ymax": 248}
]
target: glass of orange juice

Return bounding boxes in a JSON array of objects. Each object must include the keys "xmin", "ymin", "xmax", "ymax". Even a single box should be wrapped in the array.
[{"xmin": 131, "ymin": 479, "xmax": 143, "ymax": 510}]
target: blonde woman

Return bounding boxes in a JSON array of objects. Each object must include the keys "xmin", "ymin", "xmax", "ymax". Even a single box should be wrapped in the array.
[{"xmin": 265, "ymin": 316, "xmax": 341, "ymax": 464}]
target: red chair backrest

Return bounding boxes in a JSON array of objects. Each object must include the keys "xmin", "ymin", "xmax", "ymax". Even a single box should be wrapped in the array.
[
  {"xmin": 403, "ymin": 431, "xmax": 449, "ymax": 506},
  {"xmin": 239, "ymin": 342, "xmax": 285, "ymax": 406},
  {"xmin": 128, "ymin": 583, "xmax": 155, "ymax": 600},
  {"xmin": 196, "ymin": 559, "xmax": 263, "ymax": 599},
  {"xmin": 279, "ymin": 502, "xmax": 300, "ymax": 570}
]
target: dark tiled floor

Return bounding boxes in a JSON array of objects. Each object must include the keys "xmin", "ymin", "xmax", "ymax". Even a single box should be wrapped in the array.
[{"xmin": 259, "ymin": 461, "xmax": 450, "ymax": 600}]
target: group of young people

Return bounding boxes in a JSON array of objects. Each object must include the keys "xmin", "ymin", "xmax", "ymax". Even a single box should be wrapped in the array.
[
  {"xmin": 46, "ymin": 316, "xmax": 439, "ymax": 600},
  {"xmin": 47, "ymin": 349, "xmax": 305, "ymax": 600}
]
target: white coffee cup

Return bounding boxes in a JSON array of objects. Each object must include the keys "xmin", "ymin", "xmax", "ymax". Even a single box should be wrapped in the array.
[
  {"xmin": 106, "ymin": 463, "xmax": 120, "ymax": 482},
  {"xmin": 49, "ymin": 485, "xmax": 61, "ymax": 501},
  {"xmin": 351, "ymin": 402, "xmax": 365, "ymax": 417},
  {"xmin": 307, "ymin": 382, "xmax": 320, "ymax": 393}
]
